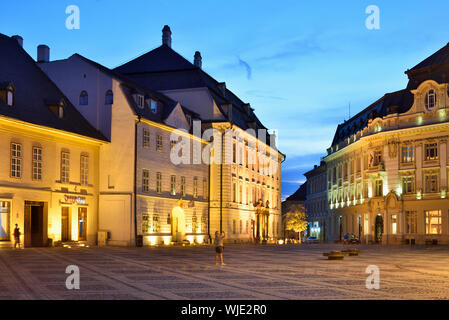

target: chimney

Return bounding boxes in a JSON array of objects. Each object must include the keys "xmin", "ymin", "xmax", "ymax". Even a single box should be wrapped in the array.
[
  {"xmin": 37, "ymin": 45, "xmax": 50, "ymax": 63},
  {"xmin": 11, "ymin": 35, "xmax": 23, "ymax": 47},
  {"xmin": 194, "ymin": 51, "xmax": 202, "ymax": 69},
  {"xmin": 162, "ymin": 25, "xmax": 172, "ymax": 48}
]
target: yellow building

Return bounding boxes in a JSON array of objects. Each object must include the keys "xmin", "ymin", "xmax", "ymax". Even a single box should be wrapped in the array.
[
  {"xmin": 0, "ymin": 34, "xmax": 106, "ymax": 247},
  {"xmin": 325, "ymin": 42, "xmax": 449, "ymax": 245}
]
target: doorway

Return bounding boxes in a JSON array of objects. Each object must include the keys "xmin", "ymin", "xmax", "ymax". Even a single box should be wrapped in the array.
[
  {"xmin": 78, "ymin": 207, "xmax": 87, "ymax": 241},
  {"xmin": 0, "ymin": 201, "xmax": 10, "ymax": 241},
  {"xmin": 24, "ymin": 201, "xmax": 47, "ymax": 247},
  {"xmin": 61, "ymin": 207, "xmax": 71, "ymax": 242},
  {"xmin": 375, "ymin": 214, "xmax": 384, "ymax": 243}
]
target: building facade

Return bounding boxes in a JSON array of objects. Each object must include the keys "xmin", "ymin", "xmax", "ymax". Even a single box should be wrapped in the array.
[
  {"xmin": 325, "ymin": 42, "xmax": 449, "ymax": 244},
  {"xmin": 304, "ymin": 162, "xmax": 327, "ymax": 241},
  {"xmin": 0, "ymin": 34, "xmax": 106, "ymax": 247}
]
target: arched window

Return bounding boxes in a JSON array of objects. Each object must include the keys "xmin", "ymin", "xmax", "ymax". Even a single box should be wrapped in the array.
[
  {"xmin": 425, "ymin": 89, "xmax": 436, "ymax": 110},
  {"xmin": 105, "ymin": 90, "xmax": 113, "ymax": 105},
  {"xmin": 79, "ymin": 91, "xmax": 88, "ymax": 105}
]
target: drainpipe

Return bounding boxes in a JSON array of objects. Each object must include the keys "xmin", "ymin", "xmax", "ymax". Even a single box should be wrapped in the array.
[{"xmin": 134, "ymin": 117, "xmax": 140, "ymax": 246}]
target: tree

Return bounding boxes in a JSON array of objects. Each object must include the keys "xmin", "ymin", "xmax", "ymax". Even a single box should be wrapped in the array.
[{"xmin": 285, "ymin": 207, "xmax": 308, "ymax": 236}]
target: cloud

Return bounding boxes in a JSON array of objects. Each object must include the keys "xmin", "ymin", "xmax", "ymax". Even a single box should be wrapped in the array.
[{"xmin": 238, "ymin": 57, "xmax": 252, "ymax": 80}]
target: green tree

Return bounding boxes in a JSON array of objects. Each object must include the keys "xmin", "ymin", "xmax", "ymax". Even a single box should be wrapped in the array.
[{"xmin": 285, "ymin": 207, "xmax": 308, "ymax": 235}]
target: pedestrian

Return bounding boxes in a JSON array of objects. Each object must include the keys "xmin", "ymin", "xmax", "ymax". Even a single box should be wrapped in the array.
[
  {"xmin": 13, "ymin": 224, "xmax": 21, "ymax": 249},
  {"xmin": 214, "ymin": 231, "xmax": 225, "ymax": 266}
]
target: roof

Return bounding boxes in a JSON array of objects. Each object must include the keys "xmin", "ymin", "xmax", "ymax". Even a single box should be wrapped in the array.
[
  {"xmin": 0, "ymin": 34, "xmax": 107, "ymax": 141},
  {"xmin": 285, "ymin": 182, "xmax": 307, "ymax": 202},
  {"xmin": 409, "ymin": 42, "xmax": 449, "ymax": 72},
  {"xmin": 330, "ymin": 89, "xmax": 414, "ymax": 147},
  {"xmin": 113, "ymin": 45, "xmax": 269, "ymax": 132}
]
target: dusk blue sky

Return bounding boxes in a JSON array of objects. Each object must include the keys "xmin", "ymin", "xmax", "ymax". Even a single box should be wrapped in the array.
[{"xmin": 2, "ymin": 0, "xmax": 449, "ymax": 200}]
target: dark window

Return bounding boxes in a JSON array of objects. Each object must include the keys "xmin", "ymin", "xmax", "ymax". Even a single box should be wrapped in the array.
[
  {"xmin": 79, "ymin": 91, "xmax": 88, "ymax": 105},
  {"xmin": 105, "ymin": 90, "xmax": 113, "ymax": 104}
]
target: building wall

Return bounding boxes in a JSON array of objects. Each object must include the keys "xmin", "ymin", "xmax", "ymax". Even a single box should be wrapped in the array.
[
  {"xmin": 305, "ymin": 168, "xmax": 328, "ymax": 241},
  {"xmin": 0, "ymin": 118, "xmax": 101, "ymax": 246}
]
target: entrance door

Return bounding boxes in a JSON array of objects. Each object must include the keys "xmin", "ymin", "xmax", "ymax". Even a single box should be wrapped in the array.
[
  {"xmin": 24, "ymin": 201, "xmax": 47, "ymax": 247},
  {"xmin": 375, "ymin": 214, "xmax": 384, "ymax": 243},
  {"xmin": 61, "ymin": 207, "xmax": 71, "ymax": 242},
  {"xmin": 78, "ymin": 208, "xmax": 87, "ymax": 241},
  {"xmin": 0, "ymin": 201, "xmax": 10, "ymax": 241}
]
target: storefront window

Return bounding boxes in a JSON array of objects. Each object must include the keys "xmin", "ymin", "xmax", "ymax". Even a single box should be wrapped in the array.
[{"xmin": 425, "ymin": 210, "xmax": 442, "ymax": 234}]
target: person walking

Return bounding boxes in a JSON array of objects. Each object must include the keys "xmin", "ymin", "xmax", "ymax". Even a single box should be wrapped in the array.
[
  {"xmin": 13, "ymin": 224, "xmax": 21, "ymax": 249},
  {"xmin": 214, "ymin": 231, "xmax": 226, "ymax": 266}
]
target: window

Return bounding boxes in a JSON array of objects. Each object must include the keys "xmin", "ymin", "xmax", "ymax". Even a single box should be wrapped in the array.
[
  {"xmin": 156, "ymin": 172, "xmax": 162, "ymax": 194},
  {"xmin": 240, "ymin": 220, "xmax": 243, "ymax": 234},
  {"xmin": 150, "ymin": 99, "xmax": 157, "ymax": 113},
  {"xmin": 58, "ymin": 103, "xmax": 64, "ymax": 119},
  {"xmin": 193, "ymin": 178, "xmax": 198, "ymax": 198},
  {"xmin": 11, "ymin": 143, "xmax": 22, "ymax": 178},
  {"xmin": 7, "ymin": 90, "xmax": 13, "ymax": 106},
  {"xmin": 364, "ymin": 214, "xmax": 369, "ymax": 234},
  {"xmin": 425, "ymin": 89, "xmax": 436, "ymax": 110},
  {"xmin": 232, "ymin": 220, "xmax": 236, "ymax": 234},
  {"xmin": 203, "ymin": 179, "xmax": 208, "ymax": 199},
  {"xmin": 375, "ymin": 180, "xmax": 383, "ymax": 197},
  {"xmin": 425, "ymin": 174, "xmax": 438, "ymax": 193},
  {"xmin": 402, "ymin": 176, "xmax": 414, "ymax": 194},
  {"xmin": 32, "ymin": 147, "xmax": 42, "ymax": 181},
  {"xmin": 201, "ymin": 216, "xmax": 207, "ymax": 233},
  {"xmin": 246, "ymin": 220, "xmax": 249, "ymax": 234},
  {"xmin": 153, "ymin": 215, "xmax": 160, "ymax": 233},
  {"xmin": 80, "ymin": 155, "xmax": 89, "ymax": 185},
  {"xmin": 79, "ymin": 91, "xmax": 88, "ymax": 105},
  {"xmin": 156, "ymin": 134, "xmax": 162, "ymax": 152},
  {"xmin": 143, "ymin": 129, "xmax": 150, "ymax": 148},
  {"xmin": 181, "ymin": 176, "xmax": 186, "ymax": 197},
  {"xmin": 61, "ymin": 152, "xmax": 70, "ymax": 183},
  {"xmin": 391, "ymin": 214, "xmax": 397, "ymax": 234},
  {"xmin": 232, "ymin": 182, "xmax": 237, "ymax": 202},
  {"xmin": 192, "ymin": 215, "xmax": 197, "ymax": 233},
  {"xmin": 425, "ymin": 210, "xmax": 442, "ymax": 234},
  {"xmin": 406, "ymin": 211, "xmax": 417, "ymax": 234},
  {"xmin": 142, "ymin": 169, "xmax": 149, "ymax": 193},
  {"xmin": 136, "ymin": 94, "xmax": 144, "ymax": 108},
  {"xmin": 142, "ymin": 213, "xmax": 150, "ymax": 234},
  {"xmin": 425, "ymin": 143, "xmax": 438, "ymax": 161},
  {"xmin": 239, "ymin": 184, "xmax": 242, "ymax": 203},
  {"xmin": 105, "ymin": 90, "xmax": 113, "ymax": 104},
  {"xmin": 401, "ymin": 146, "xmax": 414, "ymax": 163},
  {"xmin": 170, "ymin": 175, "xmax": 176, "ymax": 195}
]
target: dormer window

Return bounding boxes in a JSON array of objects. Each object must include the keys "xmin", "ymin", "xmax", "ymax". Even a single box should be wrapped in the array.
[
  {"xmin": 58, "ymin": 103, "xmax": 64, "ymax": 119},
  {"xmin": 150, "ymin": 99, "xmax": 157, "ymax": 113},
  {"xmin": 47, "ymin": 100, "xmax": 65, "ymax": 119},
  {"xmin": 136, "ymin": 94, "xmax": 144, "ymax": 109},
  {"xmin": 79, "ymin": 91, "xmax": 88, "ymax": 105},
  {"xmin": 425, "ymin": 89, "xmax": 436, "ymax": 110},
  {"xmin": 7, "ymin": 90, "xmax": 13, "ymax": 106},
  {"xmin": 186, "ymin": 114, "xmax": 192, "ymax": 126}
]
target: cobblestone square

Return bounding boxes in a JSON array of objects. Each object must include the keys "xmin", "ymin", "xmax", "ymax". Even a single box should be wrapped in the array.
[{"xmin": 1, "ymin": 244, "xmax": 449, "ymax": 300}]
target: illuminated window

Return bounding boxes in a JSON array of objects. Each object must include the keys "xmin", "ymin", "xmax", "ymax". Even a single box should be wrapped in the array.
[
  {"xmin": 79, "ymin": 91, "xmax": 88, "ymax": 105},
  {"xmin": 11, "ymin": 143, "xmax": 22, "ymax": 178},
  {"xmin": 142, "ymin": 169, "xmax": 149, "ymax": 193},
  {"xmin": 425, "ymin": 210, "xmax": 442, "ymax": 234},
  {"xmin": 239, "ymin": 184, "xmax": 242, "ymax": 203},
  {"xmin": 375, "ymin": 180, "xmax": 383, "ymax": 197},
  {"xmin": 425, "ymin": 174, "xmax": 438, "ymax": 193},
  {"xmin": 150, "ymin": 99, "xmax": 157, "ymax": 113},
  {"xmin": 153, "ymin": 215, "xmax": 160, "ymax": 233},
  {"xmin": 61, "ymin": 152, "xmax": 70, "ymax": 183},
  {"xmin": 142, "ymin": 213, "xmax": 150, "ymax": 234},
  {"xmin": 193, "ymin": 178, "xmax": 198, "ymax": 198},
  {"xmin": 401, "ymin": 146, "xmax": 414, "ymax": 163},
  {"xmin": 32, "ymin": 147, "xmax": 42, "ymax": 181},
  {"xmin": 170, "ymin": 175, "xmax": 176, "ymax": 195},
  {"xmin": 105, "ymin": 90, "xmax": 113, "ymax": 104},
  {"xmin": 406, "ymin": 211, "xmax": 417, "ymax": 234},
  {"xmin": 143, "ymin": 129, "xmax": 150, "ymax": 148},
  {"xmin": 232, "ymin": 182, "xmax": 236, "ymax": 202},
  {"xmin": 425, "ymin": 89, "xmax": 436, "ymax": 110},
  {"xmin": 135, "ymin": 94, "xmax": 144, "ymax": 109},
  {"xmin": 425, "ymin": 143, "xmax": 438, "ymax": 161},
  {"xmin": 201, "ymin": 216, "xmax": 207, "ymax": 233},
  {"xmin": 156, "ymin": 134, "xmax": 162, "ymax": 152},
  {"xmin": 156, "ymin": 172, "xmax": 162, "ymax": 194},
  {"xmin": 80, "ymin": 154, "xmax": 89, "ymax": 185},
  {"xmin": 181, "ymin": 176, "xmax": 186, "ymax": 197},
  {"xmin": 192, "ymin": 215, "xmax": 197, "ymax": 233},
  {"xmin": 391, "ymin": 214, "xmax": 397, "ymax": 234},
  {"xmin": 402, "ymin": 176, "xmax": 414, "ymax": 194},
  {"xmin": 203, "ymin": 179, "xmax": 208, "ymax": 199}
]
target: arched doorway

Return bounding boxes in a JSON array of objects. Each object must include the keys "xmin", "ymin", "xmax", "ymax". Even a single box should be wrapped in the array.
[
  {"xmin": 171, "ymin": 200, "xmax": 186, "ymax": 243},
  {"xmin": 375, "ymin": 214, "xmax": 383, "ymax": 243}
]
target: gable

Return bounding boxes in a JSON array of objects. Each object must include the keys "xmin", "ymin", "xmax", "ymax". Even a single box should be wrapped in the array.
[{"xmin": 164, "ymin": 103, "xmax": 190, "ymax": 131}]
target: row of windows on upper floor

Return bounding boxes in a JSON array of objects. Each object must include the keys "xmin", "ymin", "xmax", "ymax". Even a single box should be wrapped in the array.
[
  {"xmin": 141, "ymin": 170, "xmax": 207, "ymax": 200},
  {"xmin": 231, "ymin": 180, "xmax": 280, "ymax": 209},
  {"xmin": 78, "ymin": 90, "xmax": 158, "ymax": 113},
  {"xmin": 9, "ymin": 142, "xmax": 89, "ymax": 185},
  {"xmin": 305, "ymin": 198, "xmax": 327, "ymax": 214},
  {"xmin": 329, "ymin": 143, "xmax": 442, "ymax": 185}
]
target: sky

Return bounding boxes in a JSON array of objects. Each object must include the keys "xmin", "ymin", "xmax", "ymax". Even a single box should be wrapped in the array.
[{"xmin": 2, "ymin": 0, "xmax": 449, "ymax": 200}]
